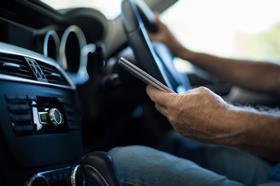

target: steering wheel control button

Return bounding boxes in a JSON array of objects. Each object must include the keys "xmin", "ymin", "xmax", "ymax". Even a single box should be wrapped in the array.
[{"xmin": 48, "ymin": 108, "xmax": 64, "ymax": 126}]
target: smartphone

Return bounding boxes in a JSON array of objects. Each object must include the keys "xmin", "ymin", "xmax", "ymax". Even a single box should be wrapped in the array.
[{"xmin": 118, "ymin": 57, "xmax": 175, "ymax": 93}]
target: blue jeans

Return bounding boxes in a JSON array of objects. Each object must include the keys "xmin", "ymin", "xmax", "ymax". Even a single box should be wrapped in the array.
[{"xmin": 109, "ymin": 132, "xmax": 280, "ymax": 186}]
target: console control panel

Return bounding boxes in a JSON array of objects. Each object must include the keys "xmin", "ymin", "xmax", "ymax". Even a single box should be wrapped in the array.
[{"xmin": 6, "ymin": 95, "xmax": 68, "ymax": 135}]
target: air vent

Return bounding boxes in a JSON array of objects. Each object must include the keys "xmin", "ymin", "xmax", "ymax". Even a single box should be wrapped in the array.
[
  {"xmin": 0, "ymin": 43, "xmax": 73, "ymax": 89},
  {"xmin": 39, "ymin": 62, "xmax": 69, "ymax": 86},
  {"xmin": 0, "ymin": 53, "xmax": 35, "ymax": 80},
  {"xmin": 6, "ymin": 96, "xmax": 34, "ymax": 136},
  {"xmin": 61, "ymin": 98, "xmax": 80, "ymax": 130}
]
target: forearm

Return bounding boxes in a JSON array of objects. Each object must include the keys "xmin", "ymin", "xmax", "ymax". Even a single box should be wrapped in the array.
[
  {"xmin": 177, "ymin": 47, "xmax": 280, "ymax": 94},
  {"xmin": 217, "ymin": 106, "xmax": 280, "ymax": 161}
]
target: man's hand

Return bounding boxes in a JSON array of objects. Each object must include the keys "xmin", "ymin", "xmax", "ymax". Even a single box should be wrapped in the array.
[
  {"xmin": 146, "ymin": 85, "xmax": 243, "ymax": 144},
  {"xmin": 149, "ymin": 15, "xmax": 185, "ymax": 57}
]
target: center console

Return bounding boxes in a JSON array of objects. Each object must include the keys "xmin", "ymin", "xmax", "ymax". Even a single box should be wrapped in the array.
[{"xmin": 0, "ymin": 42, "xmax": 83, "ymax": 186}]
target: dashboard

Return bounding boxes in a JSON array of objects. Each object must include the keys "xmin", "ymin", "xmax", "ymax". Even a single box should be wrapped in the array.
[
  {"xmin": 0, "ymin": 0, "xmax": 112, "ymax": 85},
  {"xmin": 0, "ymin": 0, "xmax": 188, "ymax": 185},
  {"xmin": 0, "ymin": 0, "xmax": 115, "ymax": 185}
]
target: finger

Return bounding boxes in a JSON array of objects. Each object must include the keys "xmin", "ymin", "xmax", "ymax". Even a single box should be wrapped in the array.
[
  {"xmin": 154, "ymin": 14, "xmax": 166, "ymax": 30},
  {"xmin": 153, "ymin": 13, "xmax": 160, "ymax": 26},
  {"xmin": 155, "ymin": 103, "xmax": 168, "ymax": 116},
  {"xmin": 146, "ymin": 85, "xmax": 176, "ymax": 105},
  {"xmin": 148, "ymin": 33, "xmax": 163, "ymax": 42},
  {"xmin": 185, "ymin": 87, "xmax": 215, "ymax": 97},
  {"xmin": 148, "ymin": 33, "xmax": 160, "ymax": 41}
]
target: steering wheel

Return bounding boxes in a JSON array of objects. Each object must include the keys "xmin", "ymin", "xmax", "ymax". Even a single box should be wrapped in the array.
[{"xmin": 121, "ymin": 0, "xmax": 191, "ymax": 93}]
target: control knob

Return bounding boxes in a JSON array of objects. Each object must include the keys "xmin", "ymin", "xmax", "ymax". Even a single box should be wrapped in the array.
[{"xmin": 48, "ymin": 108, "xmax": 64, "ymax": 126}]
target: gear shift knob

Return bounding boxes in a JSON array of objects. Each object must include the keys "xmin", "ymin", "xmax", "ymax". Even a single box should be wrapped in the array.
[{"xmin": 74, "ymin": 151, "xmax": 119, "ymax": 186}]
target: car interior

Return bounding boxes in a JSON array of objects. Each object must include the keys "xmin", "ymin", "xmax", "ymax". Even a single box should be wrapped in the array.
[{"xmin": 0, "ymin": 0, "xmax": 279, "ymax": 185}]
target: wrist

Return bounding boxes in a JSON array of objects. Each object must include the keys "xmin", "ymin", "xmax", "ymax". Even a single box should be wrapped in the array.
[
  {"xmin": 213, "ymin": 105, "xmax": 249, "ymax": 146},
  {"xmin": 172, "ymin": 44, "xmax": 186, "ymax": 57},
  {"xmin": 175, "ymin": 47, "xmax": 197, "ymax": 61}
]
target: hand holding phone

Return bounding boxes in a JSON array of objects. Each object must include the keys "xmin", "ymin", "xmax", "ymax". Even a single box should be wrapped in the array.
[{"xmin": 118, "ymin": 57, "xmax": 175, "ymax": 93}]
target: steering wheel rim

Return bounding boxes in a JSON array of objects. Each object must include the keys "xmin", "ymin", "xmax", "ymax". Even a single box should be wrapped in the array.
[{"xmin": 121, "ymin": 0, "xmax": 191, "ymax": 93}]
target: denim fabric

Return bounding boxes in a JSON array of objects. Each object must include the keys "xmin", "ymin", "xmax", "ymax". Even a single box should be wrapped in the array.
[
  {"xmin": 270, "ymin": 163, "xmax": 280, "ymax": 181},
  {"xmin": 157, "ymin": 132, "xmax": 273, "ymax": 185},
  {"xmin": 109, "ymin": 132, "xmax": 280, "ymax": 186}
]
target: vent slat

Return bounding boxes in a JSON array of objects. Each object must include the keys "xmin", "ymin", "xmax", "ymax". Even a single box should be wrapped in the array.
[
  {"xmin": 6, "ymin": 97, "xmax": 34, "ymax": 136},
  {"xmin": 40, "ymin": 64, "xmax": 55, "ymax": 72},
  {"xmin": 39, "ymin": 62, "xmax": 69, "ymax": 86},
  {"xmin": 47, "ymin": 79, "xmax": 68, "ymax": 85},
  {"xmin": 19, "ymin": 69, "xmax": 30, "ymax": 73},
  {"xmin": 41, "ymin": 68, "xmax": 53, "ymax": 74},
  {"xmin": 0, "ymin": 56, "xmax": 25, "ymax": 63},
  {"xmin": 0, "ymin": 53, "xmax": 35, "ymax": 80},
  {"xmin": 1, "ymin": 71, "xmax": 34, "ymax": 79}
]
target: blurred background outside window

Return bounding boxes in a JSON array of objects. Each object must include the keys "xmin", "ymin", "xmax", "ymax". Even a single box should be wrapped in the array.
[
  {"xmin": 161, "ymin": 0, "xmax": 280, "ymax": 71},
  {"xmin": 42, "ymin": 0, "xmax": 280, "ymax": 72},
  {"xmin": 41, "ymin": 0, "xmax": 122, "ymax": 19}
]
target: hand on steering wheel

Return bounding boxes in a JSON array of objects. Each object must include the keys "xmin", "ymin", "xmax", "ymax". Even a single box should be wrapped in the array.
[{"xmin": 149, "ymin": 15, "xmax": 184, "ymax": 57}]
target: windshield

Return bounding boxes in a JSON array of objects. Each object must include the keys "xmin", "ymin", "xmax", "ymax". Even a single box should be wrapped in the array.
[{"xmin": 41, "ymin": 0, "xmax": 122, "ymax": 19}]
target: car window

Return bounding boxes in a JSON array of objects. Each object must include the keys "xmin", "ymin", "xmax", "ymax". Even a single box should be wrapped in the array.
[
  {"xmin": 41, "ymin": 0, "xmax": 122, "ymax": 19},
  {"xmin": 161, "ymin": 0, "xmax": 280, "ymax": 72}
]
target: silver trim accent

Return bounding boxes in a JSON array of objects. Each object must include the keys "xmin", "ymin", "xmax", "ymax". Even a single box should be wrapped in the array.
[
  {"xmin": 31, "ymin": 101, "xmax": 43, "ymax": 132},
  {"xmin": 83, "ymin": 164, "xmax": 110, "ymax": 186},
  {"xmin": 43, "ymin": 30, "xmax": 60, "ymax": 61},
  {"xmin": 0, "ymin": 42, "xmax": 75, "ymax": 90},
  {"xmin": 48, "ymin": 108, "xmax": 64, "ymax": 126},
  {"xmin": 59, "ymin": 25, "xmax": 90, "ymax": 84},
  {"xmin": 50, "ymin": 72, "xmax": 61, "ymax": 78},
  {"xmin": 70, "ymin": 165, "xmax": 85, "ymax": 186},
  {"xmin": 26, "ymin": 174, "xmax": 49, "ymax": 186},
  {"xmin": 38, "ymin": 111, "xmax": 49, "ymax": 125},
  {"xmin": 3, "ymin": 62, "xmax": 20, "ymax": 69},
  {"xmin": 59, "ymin": 25, "xmax": 86, "ymax": 70},
  {"xmin": 26, "ymin": 166, "xmax": 72, "ymax": 186}
]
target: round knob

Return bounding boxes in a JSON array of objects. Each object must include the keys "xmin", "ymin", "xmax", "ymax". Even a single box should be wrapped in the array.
[
  {"xmin": 48, "ymin": 108, "xmax": 64, "ymax": 126},
  {"xmin": 26, "ymin": 175, "xmax": 49, "ymax": 186}
]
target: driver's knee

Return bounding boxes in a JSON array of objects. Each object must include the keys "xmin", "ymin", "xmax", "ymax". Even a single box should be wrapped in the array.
[
  {"xmin": 109, "ymin": 145, "xmax": 158, "ymax": 170},
  {"xmin": 109, "ymin": 145, "xmax": 162, "ymax": 185},
  {"xmin": 109, "ymin": 145, "xmax": 170, "ymax": 177},
  {"xmin": 109, "ymin": 145, "xmax": 171, "ymax": 166}
]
